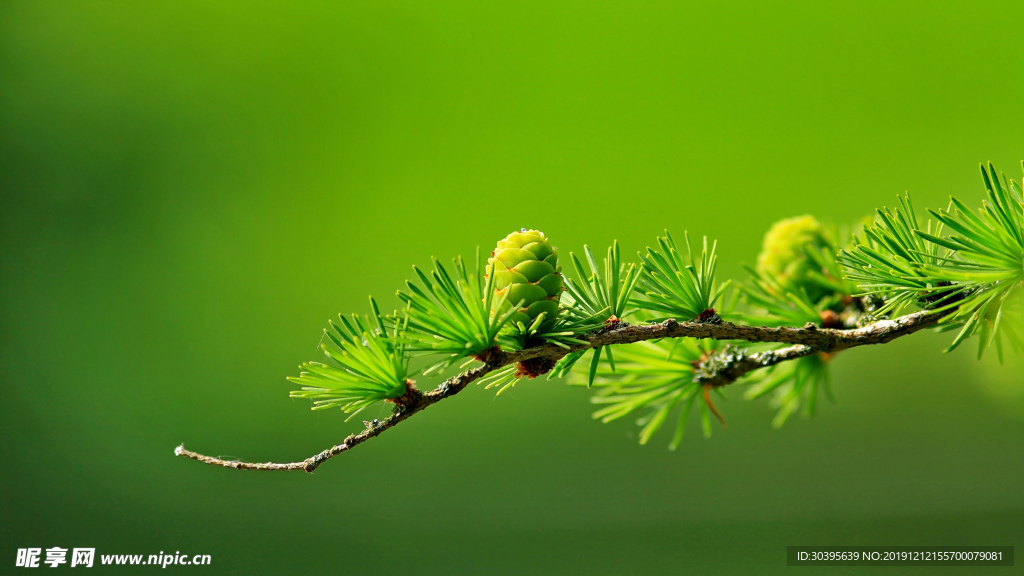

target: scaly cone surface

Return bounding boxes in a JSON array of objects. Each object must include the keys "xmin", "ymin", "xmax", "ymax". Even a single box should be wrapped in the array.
[
  {"xmin": 488, "ymin": 228, "xmax": 563, "ymax": 333},
  {"xmin": 756, "ymin": 215, "xmax": 833, "ymax": 303}
]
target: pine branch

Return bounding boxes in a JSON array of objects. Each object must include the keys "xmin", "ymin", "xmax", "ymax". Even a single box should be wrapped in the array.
[{"xmin": 175, "ymin": 309, "xmax": 943, "ymax": 472}]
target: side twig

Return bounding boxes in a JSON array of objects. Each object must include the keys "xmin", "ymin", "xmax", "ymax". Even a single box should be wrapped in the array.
[{"xmin": 175, "ymin": 310, "xmax": 944, "ymax": 472}]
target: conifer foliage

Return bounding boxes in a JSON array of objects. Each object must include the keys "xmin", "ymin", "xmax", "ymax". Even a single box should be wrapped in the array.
[{"xmin": 285, "ymin": 163, "xmax": 1022, "ymax": 447}]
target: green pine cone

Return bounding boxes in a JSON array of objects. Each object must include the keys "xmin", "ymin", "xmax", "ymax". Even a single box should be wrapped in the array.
[
  {"xmin": 756, "ymin": 215, "xmax": 832, "ymax": 302},
  {"xmin": 489, "ymin": 228, "xmax": 563, "ymax": 332}
]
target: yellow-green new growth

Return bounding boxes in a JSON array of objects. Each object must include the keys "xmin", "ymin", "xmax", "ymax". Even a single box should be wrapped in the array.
[
  {"xmin": 756, "ymin": 215, "xmax": 833, "ymax": 302},
  {"xmin": 488, "ymin": 229, "xmax": 563, "ymax": 333}
]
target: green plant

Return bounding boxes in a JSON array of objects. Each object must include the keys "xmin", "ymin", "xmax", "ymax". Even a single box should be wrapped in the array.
[
  {"xmin": 756, "ymin": 215, "xmax": 834, "ymax": 302},
  {"xmin": 287, "ymin": 297, "xmax": 409, "ymax": 418},
  {"xmin": 841, "ymin": 163, "xmax": 1024, "ymax": 358},
  {"xmin": 838, "ymin": 194, "xmax": 951, "ymax": 317},
  {"xmin": 396, "ymin": 254, "xmax": 519, "ymax": 376},
  {"xmin": 548, "ymin": 241, "xmax": 641, "ymax": 387},
  {"xmin": 177, "ymin": 162, "xmax": 1024, "ymax": 472},
  {"xmin": 583, "ymin": 338, "xmax": 727, "ymax": 449},
  {"xmin": 634, "ymin": 231, "xmax": 730, "ymax": 323}
]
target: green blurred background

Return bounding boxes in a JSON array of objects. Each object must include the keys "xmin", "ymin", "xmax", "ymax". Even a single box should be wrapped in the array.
[{"xmin": 2, "ymin": 1, "xmax": 1023, "ymax": 574}]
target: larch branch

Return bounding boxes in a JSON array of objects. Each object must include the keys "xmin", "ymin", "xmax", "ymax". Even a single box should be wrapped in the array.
[{"xmin": 175, "ymin": 309, "xmax": 944, "ymax": 472}]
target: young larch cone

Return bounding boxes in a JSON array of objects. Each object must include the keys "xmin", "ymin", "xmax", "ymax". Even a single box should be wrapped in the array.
[
  {"xmin": 756, "ymin": 215, "xmax": 832, "ymax": 303},
  {"xmin": 488, "ymin": 228, "xmax": 563, "ymax": 332}
]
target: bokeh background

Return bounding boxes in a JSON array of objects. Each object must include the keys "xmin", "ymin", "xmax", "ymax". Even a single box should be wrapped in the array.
[{"xmin": 2, "ymin": 1, "xmax": 1023, "ymax": 574}]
